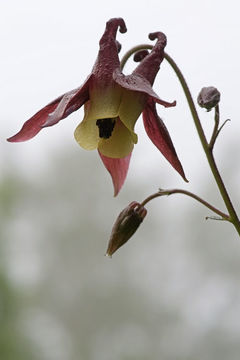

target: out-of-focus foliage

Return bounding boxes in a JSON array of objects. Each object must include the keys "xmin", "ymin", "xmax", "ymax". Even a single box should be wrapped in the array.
[
  {"xmin": 0, "ymin": 180, "xmax": 35, "ymax": 360},
  {"xmin": 0, "ymin": 273, "xmax": 34, "ymax": 360},
  {"xmin": 1, "ymin": 148, "xmax": 240, "ymax": 360}
]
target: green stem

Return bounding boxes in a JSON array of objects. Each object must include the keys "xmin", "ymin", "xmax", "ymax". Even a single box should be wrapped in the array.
[
  {"xmin": 120, "ymin": 45, "xmax": 240, "ymax": 235},
  {"xmin": 140, "ymin": 189, "xmax": 229, "ymax": 220},
  {"xmin": 209, "ymin": 104, "xmax": 220, "ymax": 150},
  {"xmin": 164, "ymin": 52, "xmax": 240, "ymax": 235}
]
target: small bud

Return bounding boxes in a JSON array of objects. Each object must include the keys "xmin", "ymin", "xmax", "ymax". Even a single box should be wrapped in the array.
[
  {"xmin": 106, "ymin": 201, "xmax": 147, "ymax": 257},
  {"xmin": 197, "ymin": 86, "xmax": 221, "ymax": 111}
]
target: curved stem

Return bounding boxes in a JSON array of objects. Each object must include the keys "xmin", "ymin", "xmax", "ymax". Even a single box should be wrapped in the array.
[
  {"xmin": 164, "ymin": 53, "xmax": 240, "ymax": 235},
  {"xmin": 120, "ymin": 45, "xmax": 240, "ymax": 235},
  {"xmin": 140, "ymin": 189, "xmax": 229, "ymax": 220}
]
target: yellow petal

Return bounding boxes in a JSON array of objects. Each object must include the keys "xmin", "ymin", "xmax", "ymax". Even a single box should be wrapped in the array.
[
  {"xmin": 88, "ymin": 82, "xmax": 122, "ymax": 119},
  {"xmin": 98, "ymin": 118, "xmax": 134, "ymax": 158},
  {"xmin": 74, "ymin": 83, "xmax": 144, "ymax": 155},
  {"xmin": 118, "ymin": 90, "xmax": 146, "ymax": 143},
  {"xmin": 74, "ymin": 101, "xmax": 99, "ymax": 150}
]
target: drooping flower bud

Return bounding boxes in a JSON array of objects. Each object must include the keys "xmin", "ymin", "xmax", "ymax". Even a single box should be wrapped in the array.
[
  {"xmin": 197, "ymin": 86, "xmax": 221, "ymax": 111},
  {"xmin": 106, "ymin": 201, "xmax": 147, "ymax": 257}
]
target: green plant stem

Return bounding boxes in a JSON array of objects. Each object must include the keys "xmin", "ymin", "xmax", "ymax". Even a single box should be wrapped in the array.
[
  {"xmin": 120, "ymin": 45, "xmax": 240, "ymax": 235},
  {"xmin": 140, "ymin": 189, "xmax": 229, "ymax": 220},
  {"xmin": 164, "ymin": 52, "xmax": 240, "ymax": 235},
  {"xmin": 209, "ymin": 104, "xmax": 220, "ymax": 150}
]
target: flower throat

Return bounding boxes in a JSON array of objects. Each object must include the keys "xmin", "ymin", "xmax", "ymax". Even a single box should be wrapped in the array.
[{"xmin": 96, "ymin": 118, "xmax": 116, "ymax": 139}]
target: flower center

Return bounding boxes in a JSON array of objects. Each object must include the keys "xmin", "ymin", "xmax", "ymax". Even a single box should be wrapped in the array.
[{"xmin": 96, "ymin": 118, "xmax": 116, "ymax": 139}]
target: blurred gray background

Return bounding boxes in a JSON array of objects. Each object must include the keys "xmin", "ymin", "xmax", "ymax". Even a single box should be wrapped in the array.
[{"xmin": 1, "ymin": 0, "xmax": 240, "ymax": 359}]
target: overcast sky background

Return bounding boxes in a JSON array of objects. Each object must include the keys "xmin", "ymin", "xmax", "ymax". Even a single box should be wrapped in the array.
[{"xmin": 1, "ymin": 0, "xmax": 240, "ymax": 199}]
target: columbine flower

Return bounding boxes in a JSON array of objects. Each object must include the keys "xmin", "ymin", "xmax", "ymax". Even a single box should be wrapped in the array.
[
  {"xmin": 106, "ymin": 201, "xmax": 147, "ymax": 257},
  {"xmin": 7, "ymin": 18, "xmax": 186, "ymax": 195}
]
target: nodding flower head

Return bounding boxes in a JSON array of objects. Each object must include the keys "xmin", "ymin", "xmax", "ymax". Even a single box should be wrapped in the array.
[{"xmin": 7, "ymin": 18, "xmax": 186, "ymax": 196}]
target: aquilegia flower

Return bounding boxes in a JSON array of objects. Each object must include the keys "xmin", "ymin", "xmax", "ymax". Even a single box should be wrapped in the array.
[{"xmin": 7, "ymin": 18, "xmax": 186, "ymax": 195}]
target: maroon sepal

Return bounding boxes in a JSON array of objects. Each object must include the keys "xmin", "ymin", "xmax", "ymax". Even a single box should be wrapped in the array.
[{"xmin": 143, "ymin": 98, "xmax": 187, "ymax": 181}]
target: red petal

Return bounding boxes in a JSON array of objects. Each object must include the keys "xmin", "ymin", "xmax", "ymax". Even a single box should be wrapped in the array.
[
  {"xmin": 7, "ymin": 77, "xmax": 91, "ymax": 142},
  {"xmin": 133, "ymin": 32, "xmax": 166, "ymax": 85},
  {"xmin": 143, "ymin": 99, "xmax": 187, "ymax": 181},
  {"xmin": 42, "ymin": 75, "xmax": 91, "ymax": 127},
  {"xmin": 92, "ymin": 18, "xmax": 126, "ymax": 82},
  {"xmin": 113, "ymin": 69, "xmax": 176, "ymax": 108},
  {"xmin": 7, "ymin": 95, "xmax": 64, "ymax": 142},
  {"xmin": 98, "ymin": 151, "xmax": 132, "ymax": 196}
]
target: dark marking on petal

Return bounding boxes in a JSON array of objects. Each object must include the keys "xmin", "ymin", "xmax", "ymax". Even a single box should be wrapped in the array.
[{"xmin": 96, "ymin": 118, "xmax": 116, "ymax": 139}]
